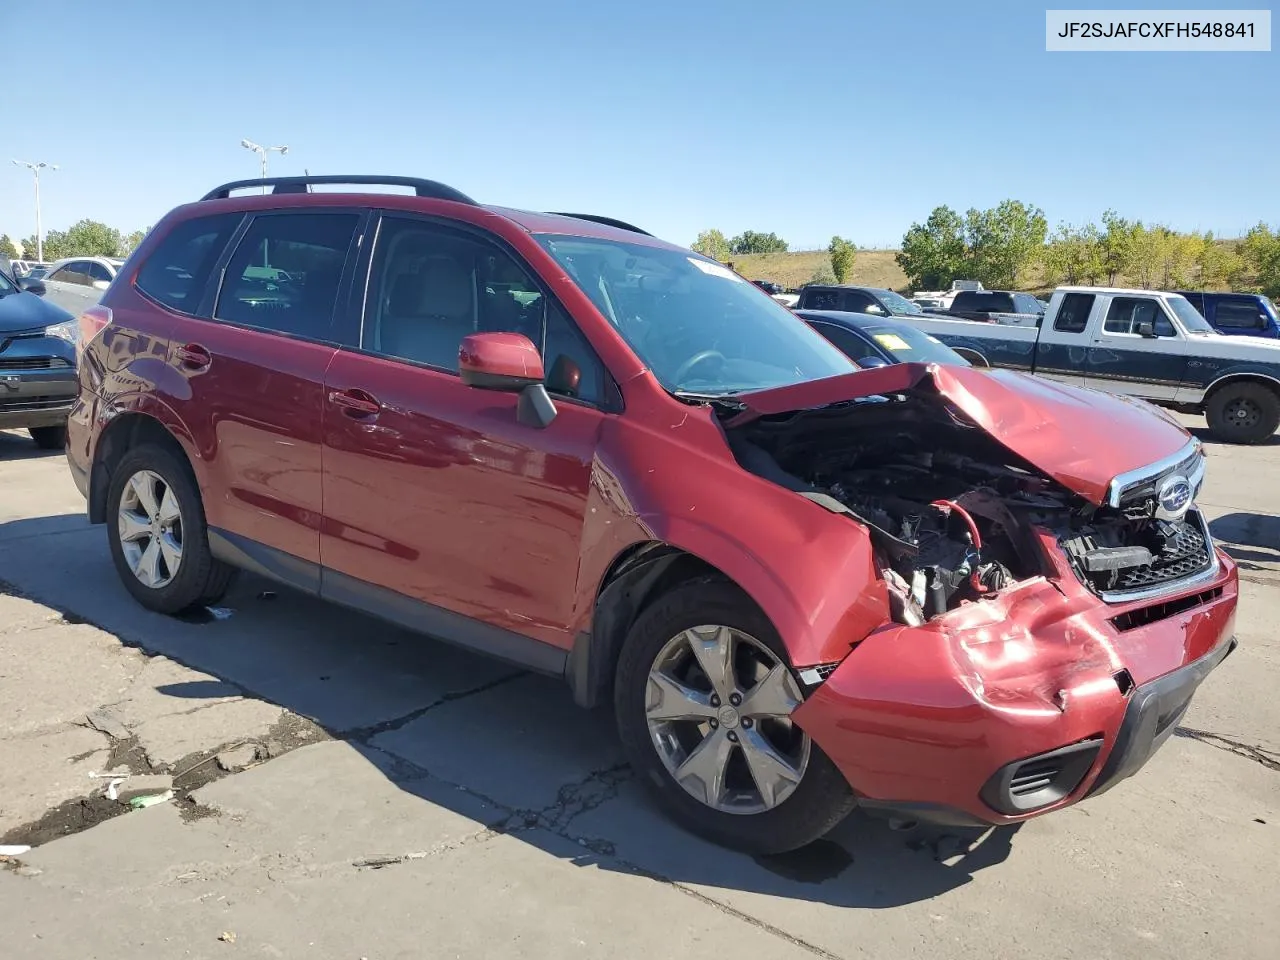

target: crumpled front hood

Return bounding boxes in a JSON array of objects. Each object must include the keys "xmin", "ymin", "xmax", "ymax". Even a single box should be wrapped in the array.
[{"xmin": 732, "ymin": 362, "xmax": 1193, "ymax": 506}]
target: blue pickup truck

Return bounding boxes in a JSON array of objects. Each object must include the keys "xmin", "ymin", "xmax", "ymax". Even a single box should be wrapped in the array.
[
  {"xmin": 1177, "ymin": 291, "xmax": 1279, "ymax": 339},
  {"xmin": 892, "ymin": 285, "xmax": 1280, "ymax": 444}
]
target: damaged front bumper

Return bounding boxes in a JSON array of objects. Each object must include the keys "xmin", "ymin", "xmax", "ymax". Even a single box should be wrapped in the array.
[{"xmin": 791, "ymin": 547, "xmax": 1239, "ymax": 827}]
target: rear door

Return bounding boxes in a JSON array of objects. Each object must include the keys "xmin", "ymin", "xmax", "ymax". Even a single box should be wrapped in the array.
[
  {"xmin": 1083, "ymin": 294, "xmax": 1188, "ymax": 400},
  {"xmin": 319, "ymin": 213, "xmax": 611, "ymax": 653},
  {"xmin": 1027, "ymin": 291, "xmax": 1095, "ymax": 386},
  {"xmin": 163, "ymin": 209, "xmax": 364, "ymax": 580}
]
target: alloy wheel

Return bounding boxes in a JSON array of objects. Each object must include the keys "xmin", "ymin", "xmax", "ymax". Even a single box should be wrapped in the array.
[
  {"xmin": 117, "ymin": 469, "xmax": 184, "ymax": 589},
  {"xmin": 645, "ymin": 624, "xmax": 810, "ymax": 815}
]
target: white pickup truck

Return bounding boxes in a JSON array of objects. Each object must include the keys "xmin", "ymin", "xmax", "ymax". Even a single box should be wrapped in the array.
[{"xmin": 895, "ymin": 285, "xmax": 1280, "ymax": 444}]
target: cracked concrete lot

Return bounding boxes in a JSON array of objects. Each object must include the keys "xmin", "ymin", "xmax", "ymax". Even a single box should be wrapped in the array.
[{"xmin": 1, "ymin": 417, "xmax": 1277, "ymax": 959}]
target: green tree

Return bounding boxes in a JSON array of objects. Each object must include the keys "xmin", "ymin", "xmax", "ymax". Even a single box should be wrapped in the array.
[
  {"xmin": 1240, "ymin": 223, "xmax": 1280, "ymax": 298},
  {"xmin": 1195, "ymin": 232, "xmax": 1245, "ymax": 290},
  {"xmin": 807, "ymin": 264, "xmax": 836, "ymax": 286},
  {"xmin": 31, "ymin": 231, "xmax": 66, "ymax": 261},
  {"xmin": 0, "ymin": 235, "xmax": 17, "ymax": 259},
  {"xmin": 1099, "ymin": 210, "xmax": 1137, "ymax": 285},
  {"xmin": 964, "ymin": 199, "xmax": 1047, "ymax": 289},
  {"xmin": 691, "ymin": 229, "xmax": 731, "ymax": 261},
  {"xmin": 1042, "ymin": 222, "xmax": 1103, "ymax": 286},
  {"xmin": 58, "ymin": 219, "xmax": 123, "ymax": 258},
  {"xmin": 729, "ymin": 230, "xmax": 789, "ymax": 255},
  {"xmin": 896, "ymin": 205, "xmax": 967, "ymax": 290},
  {"xmin": 827, "ymin": 236, "xmax": 857, "ymax": 283},
  {"xmin": 120, "ymin": 229, "xmax": 147, "ymax": 256}
]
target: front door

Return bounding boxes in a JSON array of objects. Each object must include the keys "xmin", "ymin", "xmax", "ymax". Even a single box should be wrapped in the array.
[
  {"xmin": 320, "ymin": 214, "xmax": 611, "ymax": 651},
  {"xmin": 1084, "ymin": 295, "xmax": 1188, "ymax": 401},
  {"xmin": 164, "ymin": 209, "xmax": 363, "ymax": 576}
]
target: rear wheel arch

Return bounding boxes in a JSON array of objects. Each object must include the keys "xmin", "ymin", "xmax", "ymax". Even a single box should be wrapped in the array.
[{"xmin": 89, "ymin": 412, "xmax": 197, "ymax": 524}]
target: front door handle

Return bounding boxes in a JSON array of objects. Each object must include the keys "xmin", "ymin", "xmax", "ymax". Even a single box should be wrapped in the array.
[
  {"xmin": 328, "ymin": 388, "xmax": 381, "ymax": 418},
  {"xmin": 175, "ymin": 343, "xmax": 211, "ymax": 370}
]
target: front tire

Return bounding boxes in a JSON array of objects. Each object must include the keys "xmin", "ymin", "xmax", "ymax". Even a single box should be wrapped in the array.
[
  {"xmin": 105, "ymin": 444, "xmax": 235, "ymax": 614},
  {"xmin": 29, "ymin": 424, "xmax": 67, "ymax": 449},
  {"xmin": 1206, "ymin": 382, "xmax": 1280, "ymax": 444},
  {"xmin": 614, "ymin": 580, "xmax": 855, "ymax": 854}
]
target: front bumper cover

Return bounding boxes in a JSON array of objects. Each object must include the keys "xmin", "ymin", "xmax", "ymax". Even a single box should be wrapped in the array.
[{"xmin": 792, "ymin": 550, "xmax": 1238, "ymax": 827}]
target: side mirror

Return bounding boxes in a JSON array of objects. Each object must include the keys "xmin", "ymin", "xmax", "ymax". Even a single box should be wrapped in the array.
[
  {"xmin": 458, "ymin": 332, "xmax": 556, "ymax": 428},
  {"xmin": 546, "ymin": 355, "xmax": 582, "ymax": 397},
  {"xmin": 18, "ymin": 277, "xmax": 46, "ymax": 296},
  {"xmin": 92, "ymin": 279, "xmax": 111, "ymax": 291},
  {"xmin": 859, "ymin": 355, "xmax": 891, "ymax": 369},
  {"xmin": 1136, "ymin": 320, "xmax": 1157, "ymax": 338}
]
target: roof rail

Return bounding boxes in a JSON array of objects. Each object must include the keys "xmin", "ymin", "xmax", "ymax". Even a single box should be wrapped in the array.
[
  {"xmin": 200, "ymin": 175, "xmax": 477, "ymax": 204},
  {"xmin": 546, "ymin": 212, "xmax": 652, "ymax": 236}
]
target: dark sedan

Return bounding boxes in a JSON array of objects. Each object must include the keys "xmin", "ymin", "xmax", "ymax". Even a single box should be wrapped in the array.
[
  {"xmin": 796, "ymin": 309, "xmax": 972, "ymax": 368},
  {"xmin": 0, "ymin": 267, "xmax": 79, "ymax": 448}
]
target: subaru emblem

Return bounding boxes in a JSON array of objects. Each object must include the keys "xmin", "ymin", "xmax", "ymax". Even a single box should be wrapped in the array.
[{"xmin": 1156, "ymin": 475, "xmax": 1192, "ymax": 520}]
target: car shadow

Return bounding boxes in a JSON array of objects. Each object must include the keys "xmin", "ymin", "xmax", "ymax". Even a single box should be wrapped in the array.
[
  {"xmin": 0, "ymin": 511, "xmax": 1019, "ymax": 909},
  {"xmin": 0, "ymin": 429, "xmax": 62, "ymax": 461},
  {"xmin": 1209, "ymin": 512, "xmax": 1280, "ymax": 570}
]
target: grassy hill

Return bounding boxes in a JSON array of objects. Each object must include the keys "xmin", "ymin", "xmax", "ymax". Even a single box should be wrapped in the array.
[{"xmin": 729, "ymin": 250, "xmax": 907, "ymax": 292}]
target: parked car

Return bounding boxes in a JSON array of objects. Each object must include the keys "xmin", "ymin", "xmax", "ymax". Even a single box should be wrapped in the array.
[
  {"xmin": 1177, "ymin": 291, "xmax": 1279, "ymax": 339},
  {"xmin": 796, "ymin": 309, "xmax": 971, "ymax": 368},
  {"xmin": 911, "ymin": 279, "xmax": 985, "ymax": 310},
  {"xmin": 68, "ymin": 175, "xmax": 1237, "ymax": 853},
  {"xmin": 947, "ymin": 290, "xmax": 1045, "ymax": 325},
  {"xmin": 894, "ymin": 285, "xmax": 1280, "ymax": 443},
  {"xmin": 796, "ymin": 284, "xmax": 928, "ymax": 317},
  {"xmin": 752, "ymin": 279, "xmax": 784, "ymax": 296},
  {"xmin": 40, "ymin": 256, "xmax": 127, "ymax": 315},
  {"xmin": 0, "ymin": 267, "xmax": 78, "ymax": 448}
]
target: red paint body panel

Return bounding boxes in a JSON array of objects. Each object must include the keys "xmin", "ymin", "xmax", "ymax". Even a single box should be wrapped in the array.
[
  {"xmin": 737, "ymin": 362, "xmax": 1192, "ymax": 505},
  {"xmin": 70, "ymin": 190, "xmax": 1241, "ymax": 832}
]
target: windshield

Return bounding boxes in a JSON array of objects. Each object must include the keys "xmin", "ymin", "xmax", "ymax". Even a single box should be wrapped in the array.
[
  {"xmin": 877, "ymin": 290, "xmax": 922, "ymax": 315},
  {"xmin": 536, "ymin": 235, "xmax": 855, "ymax": 394},
  {"xmin": 1168, "ymin": 295, "xmax": 1217, "ymax": 335},
  {"xmin": 0, "ymin": 268, "xmax": 15, "ymax": 295},
  {"xmin": 861, "ymin": 323, "xmax": 971, "ymax": 366}
]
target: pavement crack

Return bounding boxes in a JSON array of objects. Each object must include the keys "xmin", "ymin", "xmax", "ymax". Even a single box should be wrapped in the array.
[
  {"xmin": 352, "ymin": 828, "xmax": 500, "ymax": 870},
  {"xmin": 1176, "ymin": 726, "xmax": 1280, "ymax": 772},
  {"xmin": 344, "ymin": 671, "xmax": 527, "ymax": 741}
]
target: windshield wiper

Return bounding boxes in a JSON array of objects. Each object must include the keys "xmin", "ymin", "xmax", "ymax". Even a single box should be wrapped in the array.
[{"xmin": 673, "ymin": 390, "xmax": 747, "ymax": 413}]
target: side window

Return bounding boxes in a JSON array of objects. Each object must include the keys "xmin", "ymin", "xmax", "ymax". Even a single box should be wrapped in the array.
[
  {"xmin": 86, "ymin": 262, "xmax": 113, "ymax": 284},
  {"xmin": 1104, "ymin": 297, "xmax": 1175, "ymax": 337},
  {"xmin": 542, "ymin": 301, "xmax": 606, "ymax": 404},
  {"xmin": 216, "ymin": 213, "xmax": 358, "ymax": 339},
  {"xmin": 842, "ymin": 291, "xmax": 876, "ymax": 314},
  {"xmin": 1014, "ymin": 293, "xmax": 1042, "ymax": 314},
  {"xmin": 136, "ymin": 213, "xmax": 242, "ymax": 314},
  {"xmin": 1215, "ymin": 298, "xmax": 1264, "ymax": 330},
  {"xmin": 53, "ymin": 263, "xmax": 90, "ymax": 286},
  {"xmin": 365, "ymin": 217, "xmax": 610, "ymax": 404},
  {"xmin": 802, "ymin": 288, "xmax": 841, "ymax": 311},
  {"xmin": 1053, "ymin": 292, "xmax": 1095, "ymax": 333},
  {"xmin": 807, "ymin": 321, "xmax": 876, "ymax": 362}
]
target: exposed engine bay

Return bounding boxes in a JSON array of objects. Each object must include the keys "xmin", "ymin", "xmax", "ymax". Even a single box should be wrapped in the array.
[{"xmin": 728, "ymin": 395, "xmax": 1213, "ymax": 624}]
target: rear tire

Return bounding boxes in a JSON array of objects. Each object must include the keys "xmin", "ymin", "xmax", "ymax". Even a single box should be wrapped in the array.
[
  {"xmin": 29, "ymin": 425, "xmax": 67, "ymax": 450},
  {"xmin": 1206, "ymin": 382, "xmax": 1280, "ymax": 444},
  {"xmin": 105, "ymin": 443, "xmax": 235, "ymax": 614},
  {"xmin": 614, "ymin": 579, "xmax": 856, "ymax": 854}
]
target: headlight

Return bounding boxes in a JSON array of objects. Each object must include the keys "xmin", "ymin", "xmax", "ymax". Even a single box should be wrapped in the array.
[{"xmin": 44, "ymin": 319, "xmax": 79, "ymax": 343}]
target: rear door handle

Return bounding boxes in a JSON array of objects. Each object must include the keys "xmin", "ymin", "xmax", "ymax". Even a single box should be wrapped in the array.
[
  {"xmin": 175, "ymin": 343, "xmax": 212, "ymax": 370},
  {"xmin": 328, "ymin": 388, "xmax": 381, "ymax": 418}
]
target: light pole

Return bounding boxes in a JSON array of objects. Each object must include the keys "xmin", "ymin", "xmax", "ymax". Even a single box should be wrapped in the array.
[
  {"xmin": 11, "ymin": 159, "xmax": 58, "ymax": 262},
  {"xmin": 240, "ymin": 140, "xmax": 289, "ymax": 193}
]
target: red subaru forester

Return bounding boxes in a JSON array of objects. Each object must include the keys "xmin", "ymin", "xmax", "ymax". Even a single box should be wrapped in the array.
[{"xmin": 67, "ymin": 176, "xmax": 1237, "ymax": 853}]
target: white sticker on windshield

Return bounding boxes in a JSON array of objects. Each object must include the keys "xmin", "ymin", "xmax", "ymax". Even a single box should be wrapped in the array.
[{"xmin": 688, "ymin": 257, "xmax": 745, "ymax": 282}]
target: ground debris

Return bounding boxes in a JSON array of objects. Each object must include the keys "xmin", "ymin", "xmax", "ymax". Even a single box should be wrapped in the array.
[
  {"xmin": 218, "ymin": 931, "xmax": 236, "ymax": 943},
  {"xmin": 84, "ymin": 710, "xmax": 132, "ymax": 741},
  {"xmin": 215, "ymin": 743, "xmax": 260, "ymax": 773}
]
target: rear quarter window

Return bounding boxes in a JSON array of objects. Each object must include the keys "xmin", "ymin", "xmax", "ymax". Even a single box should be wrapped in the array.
[
  {"xmin": 1053, "ymin": 292, "xmax": 1095, "ymax": 333},
  {"xmin": 136, "ymin": 214, "xmax": 243, "ymax": 314}
]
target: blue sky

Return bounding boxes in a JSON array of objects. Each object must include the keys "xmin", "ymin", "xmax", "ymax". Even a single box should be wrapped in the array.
[{"xmin": 3, "ymin": 0, "xmax": 1276, "ymax": 251}]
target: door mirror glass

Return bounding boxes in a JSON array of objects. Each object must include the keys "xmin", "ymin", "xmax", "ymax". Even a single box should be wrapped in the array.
[
  {"xmin": 859, "ymin": 355, "xmax": 891, "ymax": 368},
  {"xmin": 459, "ymin": 332, "xmax": 545, "ymax": 391},
  {"xmin": 1136, "ymin": 320, "xmax": 1157, "ymax": 338}
]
